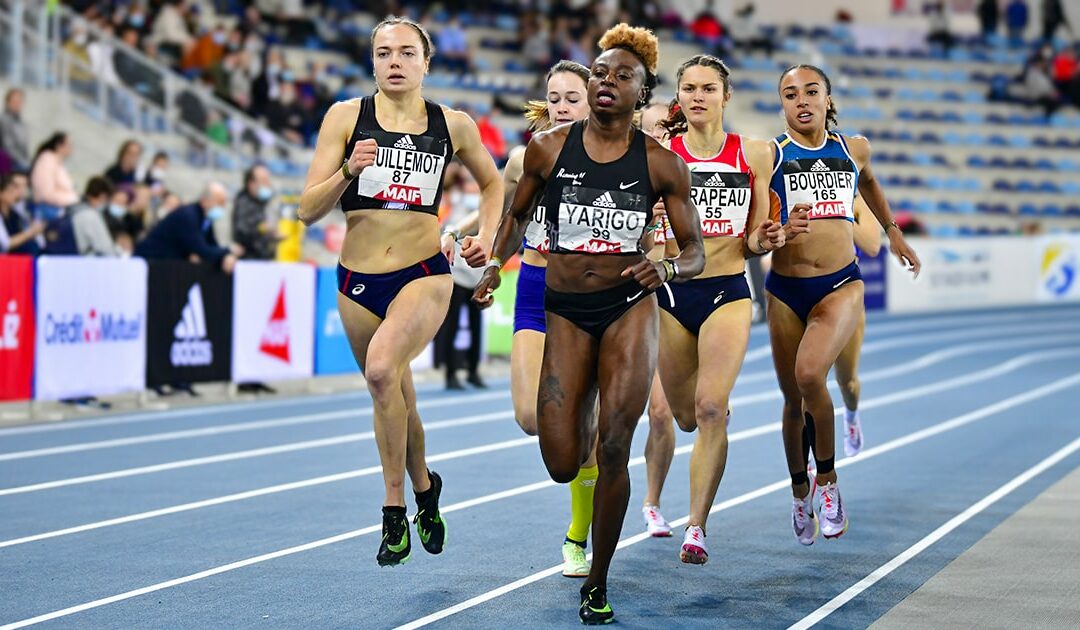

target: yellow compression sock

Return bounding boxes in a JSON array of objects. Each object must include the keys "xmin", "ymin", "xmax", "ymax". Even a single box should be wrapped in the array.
[{"xmin": 566, "ymin": 465, "xmax": 599, "ymax": 543}]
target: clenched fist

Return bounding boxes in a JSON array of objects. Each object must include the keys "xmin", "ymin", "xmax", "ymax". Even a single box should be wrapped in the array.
[{"xmin": 347, "ymin": 138, "xmax": 378, "ymax": 177}]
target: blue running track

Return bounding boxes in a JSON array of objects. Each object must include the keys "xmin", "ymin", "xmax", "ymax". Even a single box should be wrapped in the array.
[{"xmin": 1, "ymin": 304, "xmax": 1079, "ymax": 629}]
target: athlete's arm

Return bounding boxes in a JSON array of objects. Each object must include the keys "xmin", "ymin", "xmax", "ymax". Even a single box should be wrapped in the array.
[
  {"xmin": 299, "ymin": 101, "xmax": 375, "ymax": 226},
  {"xmin": 848, "ymin": 136, "xmax": 921, "ymax": 276},
  {"xmin": 439, "ymin": 144, "xmax": 525, "ymax": 258},
  {"xmin": 852, "ymin": 195, "xmax": 882, "ymax": 257},
  {"xmin": 472, "ymin": 133, "xmax": 555, "ymax": 306},
  {"xmin": 742, "ymin": 138, "xmax": 785, "ymax": 258},
  {"xmin": 623, "ymin": 145, "xmax": 704, "ymax": 288},
  {"xmin": 446, "ymin": 109, "xmax": 505, "ymax": 267}
]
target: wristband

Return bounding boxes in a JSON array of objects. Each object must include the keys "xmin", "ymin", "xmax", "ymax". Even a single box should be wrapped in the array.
[
  {"xmin": 486, "ymin": 256, "xmax": 503, "ymax": 271},
  {"xmin": 887, "ymin": 220, "xmax": 900, "ymax": 232},
  {"xmin": 443, "ymin": 228, "xmax": 461, "ymax": 242},
  {"xmin": 341, "ymin": 160, "xmax": 356, "ymax": 180},
  {"xmin": 757, "ymin": 236, "xmax": 767, "ymax": 254}
]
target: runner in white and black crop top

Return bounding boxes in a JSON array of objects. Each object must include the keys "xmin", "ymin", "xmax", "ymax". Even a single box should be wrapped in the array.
[
  {"xmin": 472, "ymin": 24, "xmax": 704, "ymax": 626},
  {"xmin": 296, "ymin": 16, "xmax": 503, "ymax": 570},
  {"xmin": 338, "ymin": 95, "xmax": 453, "ymax": 215}
]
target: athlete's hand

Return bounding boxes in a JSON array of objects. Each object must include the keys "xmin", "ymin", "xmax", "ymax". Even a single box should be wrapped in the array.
[
  {"xmin": 461, "ymin": 233, "xmax": 491, "ymax": 267},
  {"xmin": 754, "ymin": 219, "xmax": 786, "ymax": 251},
  {"xmin": 440, "ymin": 232, "xmax": 457, "ymax": 265},
  {"xmin": 347, "ymin": 138, "xmax": 378, "ymax": 177},
  {"xmin": 622, "ymin": 259, "xmax": 666, "ymax": 290},
  {"xmin": 472, "ymin": 266, "xmax": 501, "ymax": 308},
  {"xmin": 784, "ymin": 204, "xmax": 811, "ymax": 240},
  {"xmin": 888, "ymin": 229, "xmax": 922, "ymax": 278},
  {"xmin": 651, "ymin": 198, "xmax": 667, "ymax": 218}
]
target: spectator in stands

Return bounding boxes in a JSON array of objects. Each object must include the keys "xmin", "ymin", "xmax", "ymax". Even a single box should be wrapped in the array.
[
  {"xmin": 925, "ymin": 2, "xmax": 955, "ymax": 53},
  {"xmin": 690, "ymin": 0, "xmax": 726, "ymax": 50},
  {"xmin": 435, "ymin": 16, "xmax": 472, "ymax": 72},
  {"xmin": 977, "ymin": 0, "xmax": 1000, "ymax": 43},
  {"xmin": 141, "ymin": 150, "xmax": 170, "ymax": 191},
  {"xmin": 122, "ymin": 183, "xmax": 153, "ymax": 243},
  {"xmin": 159, "ymin": 190, "xmax": 182, "ymax": 216},
  {"xmin": 1052, "ymin": 45, "xmax": 1080, "ymax": 106},
  {"xmin": 135, "ymin": 181, "xmax": 242, "ymax": 273},
  {"xmin": 520, "ymin": 14, "xmax": 552, "ymax": 72},
  {"xmin": 30, "ymin": 132, "xmax": 79, "ymax": 216},
  {"xmin": 182, "ymin": 23, "xmax": 228, "ymax": 73},
  {"xmin": 104, "ymin": 140, "xmax": 143, "ymax": 187},
  {"xmin": 1005, "ymin": 0, "xmax": 1029, "ymax": 46},
  {"xmin": 0, "ymin": 172, "xmax": 44, "ymax": 255},
  {"xmin": 104, "ymin": 187, "xmax": 135, "ymax": 254},
  {"xmin": 70, "ymin": 176, "xmax": 123, "ymax": 257},
  {"xmin": 437, "ymin": 171, "xmax": 485, "ymax": 390},
  {"xmin": 63, "ymin": 21, "xmax": 96, "ymax": 97},
  {"xmin": 1019, "ymin": 57, "xmax": 1062, "ymax": 115},
  {"xmin": 114, "ymin": 25, "xmax": 165, "ymax": 106},
  {"xmin": 251, "ymin": 47, "xmax": 286, "ymax": 117},
  {"xmin": 264, "ymin": 81, "xmax": 305, "ymax": 145},
  {"xmin": 0, "ymin": 89, "xmax": 30, "ymax": 171},
  {"xmin": 232, "ymin": 164, "xmax": 279, "ymax": 260},
  {"xmin": 1041, "ymin": 0, "xmax": 1070, "ymax": 42},
  {"xmin": 150, "ymin": 0, "xmax": 194, "ymax": 64},
  {"xmin": 471, "ymin": 109, "xmax": 507, "ymax": 163}
]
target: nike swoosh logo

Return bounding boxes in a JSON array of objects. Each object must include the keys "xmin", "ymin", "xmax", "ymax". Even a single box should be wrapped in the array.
[
  {"xmin": 387, "ymin": 530, "xmax": 409, "ymax": 553},
  {"xmin": 713, "ymin": 291, "xmax": 725, "ymax": 304},
  {"xmin": 832, "ymin": 276, "xmax": 852, "ymax": 289},
  {"xmin": 417, "ymin": 516, "xmax": 439, "ymax": 544},
  {"xmin": 619, "ymin": 181, "xmax": 639, "ymax": 190},
  {"xmin": 626, "ymin": 290, "xmax": 644, "ymax": 303}
]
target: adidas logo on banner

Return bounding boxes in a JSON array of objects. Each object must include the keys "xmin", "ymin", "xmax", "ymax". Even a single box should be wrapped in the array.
[
  {"xmin": 593, "ymin": 191, "xmax": 617, "ymax": 208},
  {"xmin": 394, "ymin": 135, "xmax": 416, "ymax": 150},
  {"xmin": 811, "ymin": 159, "xmax": 829, "ymax": 172},
  {"xmin": 703, "ymin": 173, "xmax": 727, "ymax": 187},
  {"xmin": 170, "ymin": 284, "xmax": 212, "ymax": 367}
]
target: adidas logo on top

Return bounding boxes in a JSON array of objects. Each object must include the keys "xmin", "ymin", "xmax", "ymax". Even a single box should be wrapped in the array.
[
  {"xmin": 592, "ymin": 191, "xmax": 617, "ymax": 208},
  {"xmin": 810, "ymin": 159, "xmax": 829, "ymax": 172},
  {"xmin": 394, "ymin": 135, "xmax": 416, "ymax": 150},
  {"xmin": 703, "ymin": 173, "xmax": 727, "ymax": 187}
]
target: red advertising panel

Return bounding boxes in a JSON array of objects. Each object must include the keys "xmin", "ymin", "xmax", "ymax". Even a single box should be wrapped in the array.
[{"xmin": 0, "ymin": 255, "xmax": 34, "ymax": 400}]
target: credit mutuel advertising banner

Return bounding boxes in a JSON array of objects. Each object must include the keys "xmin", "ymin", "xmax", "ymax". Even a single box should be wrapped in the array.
[{"xmin": 35, "ymin": 256, "xmax": 148, "ymax": 399}]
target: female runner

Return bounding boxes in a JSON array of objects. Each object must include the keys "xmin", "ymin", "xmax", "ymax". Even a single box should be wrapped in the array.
[{"xmin": 299, "ymin": 16, "xmax": 503, "ymax": 567}]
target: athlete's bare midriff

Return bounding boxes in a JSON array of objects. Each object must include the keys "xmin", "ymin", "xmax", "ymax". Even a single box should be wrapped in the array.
[
  {"xmin": 340, "ymin": 210, "xmax": 441, "ymax": 272},
  {"xmin": 771, "ymin": 219, "xmax": 856, "ymax": 277},
  {"xmin": 545, "ymin": 251, "xmax": 647, "ymax": 293},
  {"xmin": 692, "ymin": 236, "xmax": 746, "ymax": 279},
  {"xmin": 522, "ymin": 247, "xmax": 548, "ymax": 269}
]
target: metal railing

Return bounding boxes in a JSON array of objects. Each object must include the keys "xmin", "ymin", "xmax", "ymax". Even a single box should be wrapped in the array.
[{"xmin": 0, "ymin": 0, "xmax": 312, "ymax": 177}]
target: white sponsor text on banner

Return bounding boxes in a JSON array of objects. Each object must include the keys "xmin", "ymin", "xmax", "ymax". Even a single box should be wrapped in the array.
[
  {"xmin": 232, "ymin": 261, "xmax": 315, "ymax": 382},
  {"xmin": 886, "ymin": 237, "xmax": 1038, "ymax": 314},
  {"xmin": 35, "ymin": 257, "xmax": 148, "ymax": 399}
]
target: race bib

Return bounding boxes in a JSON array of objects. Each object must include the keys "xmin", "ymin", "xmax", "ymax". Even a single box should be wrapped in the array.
[
  {"xmin": 524, "ymin": 204, "xmax": 549, "ymax": 253},
  {"xmin": 554, "ymin": 186, "xmax": 649, "ymax": 254},
  {"xmin": 781, "ymin": 157, "xmax": 856, "ymax": 221},
  {"xmin": 356, "ymin": 131, "xmax": 447, "ymax": 208},
  {"xmin": 690, "ymin": 169, "xmax": 751, "ymax": 238}
]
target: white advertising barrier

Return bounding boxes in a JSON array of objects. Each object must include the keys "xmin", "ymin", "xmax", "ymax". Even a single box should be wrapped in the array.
[
  {"xmin": 35, "ymin": 256, "xmax": 148, "ymax": 400},
  {"xmin": 232, "ymin": 261, "xmax": 316, "ymax": 382},
  {"xmin": 886, "ymin": 236, "xmax": 1040, "ymax": 314},
  {"xmin": 1035, "ymin": 234, "xmax": 1080, "ymax": 303}
]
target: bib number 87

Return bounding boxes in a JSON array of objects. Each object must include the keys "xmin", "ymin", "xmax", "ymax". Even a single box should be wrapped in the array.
[{"xmin": 392, "ymin": 170, "xmax": 411, "ymax": 184}]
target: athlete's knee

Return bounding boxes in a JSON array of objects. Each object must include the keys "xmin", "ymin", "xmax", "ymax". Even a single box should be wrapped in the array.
[
  {"xmin": 544, "ymin": 453, "xmax": 580, "ymax": 484},
  {"xmin": 794, "ymin": 361, "xmax": 827, "ymax": 396},
  {"xmin": 695, "ymin": 394, "xmax": 729, "ymax": 432},
  {"xmin": 596, "ymin": 423, "xmax": 634, "ymax": 469},
  {"xmin": 781, "ymin": 399, "xmax": 803, "ymax": 423},
  {"xmin": 647, "ymin": 397, "xmax": 672, "ymax": 426},
  {"xmin": 364, "ymin": 361, "xmax": 401, "ymax": 397}
]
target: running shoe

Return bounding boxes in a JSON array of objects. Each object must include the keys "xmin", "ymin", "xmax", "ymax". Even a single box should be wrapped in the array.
[
  {"xmin": 679, "ymin": 525, "xmax": 708, "ymax": 564},
  {"xmin": 844, "ymin": 412, "xmax": 864, "ymax": 457},
  {"xmin": 413, "ymin": 470, "xmax": 447, "ymax": 554},
  {"xmin": 817, "ymin": 482, "xmax": 848, "ymax": 539},
  {"xmin": 579, "ymin": 584, "xmax": 614, "ymax": 625},
  {"xmin": 642, "ymin": 504, "xmax": 672, "ymax": 537},
  {"xmin": 562, "ymin": 539, "xmax": 590, "ymax": 577},
  {"xmin": 377, "ymin": 507, "xmax": 411, "ymax": 566},
  {"xmin": 792, "ymin": 492, "xmax": 818, "ymax": 546}
]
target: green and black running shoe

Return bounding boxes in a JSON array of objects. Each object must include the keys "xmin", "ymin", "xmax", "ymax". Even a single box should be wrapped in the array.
[
  {"xmin": 413, "ymin": 470, "xmax": 447, "ymax": 555},
  {"xmin": 377, "ymin": 506, "xmax": 411, "ymax": 567},
  {"xmin": 579, "ymin": 584, "xmax": 614, "ymax": 625}
]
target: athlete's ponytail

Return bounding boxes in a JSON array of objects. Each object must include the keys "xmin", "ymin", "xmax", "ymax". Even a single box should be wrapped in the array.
[
  {"xmin": 523, "ymin": 60, "xmax": 590, "ymax": 132},
  {"xmin": 779, "ymin": 64, "xmax": 839, "ymax": 130}
]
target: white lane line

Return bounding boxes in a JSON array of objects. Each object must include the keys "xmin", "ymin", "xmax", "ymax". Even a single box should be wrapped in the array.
[
  {"xmin": 0, "ymin": 391, "xmax": 512, "ymax": 462},
  {"xmin": 4, "ymin": 344, "xmax": 1072, "ymax": 496},
  {"xmin": 0, "ymin": 435, "xmax": 539, "ymax": 550},
  {"xmin": 394, "ymin": 371, "xmax": 1080, "ymax": 630},
  {"xmin": 788, "ymin": 435, "xmax": 1080, "ymax": 630},
  {"xmin": 2, "ymin": 307, "xmax": 1074, "ymax": 440},
  {"xmin": 0, "ymin": 412, "xmax": 515, "ymax": 497},
  {"xmin": 5, "ymin": 371, "xmax": 1079, "ymax": 629}
]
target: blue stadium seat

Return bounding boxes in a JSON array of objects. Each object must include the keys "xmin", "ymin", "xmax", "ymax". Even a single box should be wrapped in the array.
[
  {"xmin": 967, "ymin": 155, "xmax": 987, "ymax": 168},
  {"xmin": 993, "ymin": 179, "xmax": 1013, "ymax": 191},
  {"xmin": 1037, "ymin": 181, "xmax": 1059, "ymax": 194}
]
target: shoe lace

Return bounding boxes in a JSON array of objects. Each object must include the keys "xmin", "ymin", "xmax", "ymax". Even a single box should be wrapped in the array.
[{"xmin": 822, "ymin": 485, "xmax": 838, "ymax": 518}]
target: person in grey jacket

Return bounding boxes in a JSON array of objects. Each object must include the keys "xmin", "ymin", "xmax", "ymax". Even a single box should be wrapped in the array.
[
  {"xmin": 0, "ymin": 88, "xmax": 30, "ymax": 170},
  {"xmin": 71, "ymin": 176, "xmax": 123, "ymax": 257},
  {"xmin": 231, "ymin": 164, "xmax": 279, "ymax": 260}
]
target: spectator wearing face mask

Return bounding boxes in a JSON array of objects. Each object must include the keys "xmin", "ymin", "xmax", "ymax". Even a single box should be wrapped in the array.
[
  {"xmin": 231, "ymin": 164, "xmax": 279, "ymax": 260},
  {"xmin": 134, "ymin": 181, "xmax": 243, "ymax": 273},
  {"xmin": 141, "ymin": 151, "xmax": 170, "ymax": 191},
  {"xmin": 0, "ymin": 88, "xmax": 30, "ymax": 171},
  {"xmin": 0, "ymin": 172, "xmax": 44, "ymax": 255},
  {"xmin": 69, "ymin": 176, "xmax": 123, "ymax": 257},
  {"xmin": 103, "ymin": 188, "xmax": 134, "ymax": 254}
]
